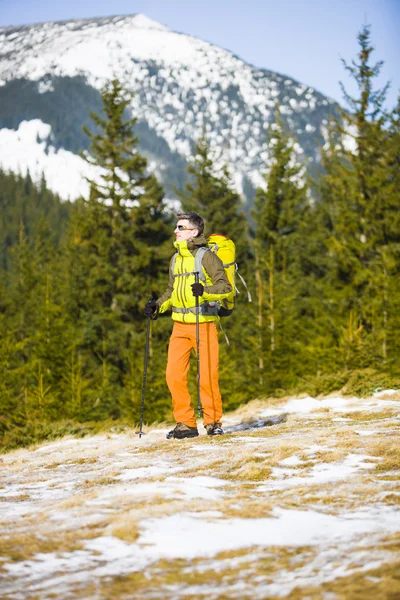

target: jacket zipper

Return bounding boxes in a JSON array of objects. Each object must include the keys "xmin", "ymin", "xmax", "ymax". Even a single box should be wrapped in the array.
[{"xmin": 180, "ymin": 255, "xmax": 186, "ymax": 323}]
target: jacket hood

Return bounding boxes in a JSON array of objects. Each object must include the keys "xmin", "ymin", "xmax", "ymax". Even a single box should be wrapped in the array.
[{"xmin": 188, "ymin": 234, "xmax": 207, "ymax": 250}]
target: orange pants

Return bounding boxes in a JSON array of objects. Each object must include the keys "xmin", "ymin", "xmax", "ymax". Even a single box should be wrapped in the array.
[{"xmin": 166, "ymin": 321, "xmax": 222, "ymax": 428}]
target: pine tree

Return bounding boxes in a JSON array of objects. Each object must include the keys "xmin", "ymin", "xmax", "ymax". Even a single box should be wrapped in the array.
[
  {"xmin": 0, "ymin": 168, "xmax": 72, "ymax": 272},
  {"xmin": 64, "ymin": 77, "xmax": 172, "ymax": 422},
  {"xmin": 253, "ymin": 113, "xmax": 309, "ymax": 392},
  {"xmin": 0, "ymin": 219, "xmax": 65, "ymax": 434},
  {"xmin": 319, "ymin": 25, "xmax": 400, "ymax": 371},
  {"xmin": 177, "ymin": 134, "xmax": 248, "ymax": 253},
  {"xmin": 383, "ymin": 96, "xmax": 400, "ymax": 374}
]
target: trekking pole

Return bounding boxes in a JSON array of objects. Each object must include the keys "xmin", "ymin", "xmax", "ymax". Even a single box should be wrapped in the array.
[
  {"xmin": 136, "ymin": 296, "xmax": 153, "ymax": 439},
  {"xmin": 194, "ymin": 272, "xmax": 202, "ymax": 418}
]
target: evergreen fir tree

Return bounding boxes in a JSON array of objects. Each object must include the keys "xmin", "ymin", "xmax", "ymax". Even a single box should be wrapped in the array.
[
  {"xmin": 64, "ymin": 77, "xmax": 172, "ymax": 422},
  {"xmin": 0, "ymin": 168, "xmax": 72, "ymax": 272},
  {"xmin": 319, "ymin": 25, "xmax": 400, "ymax": 371},
  {"xmin": 253, "ymin": 113, "xmax": 309, "ymax": 392},
  {"xmin": 0, "ymin": 219, "xmax": 65, "ymax": 432},
  {"xmin": 177, "ymin": 134, "xmax": 248, "ymax": 254},
  {"xmin": 382, "ymin": 95, "xmax": 400, "ymax": 374}
]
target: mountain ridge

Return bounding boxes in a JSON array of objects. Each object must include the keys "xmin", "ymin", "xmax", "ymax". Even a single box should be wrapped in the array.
[
  {"xmin": 0, "ymin": 13, "xmax": 339, "ymax": 201},
  {"xmin": 1, "ymin": 13, "xmax": 335, "ymax": 100}
]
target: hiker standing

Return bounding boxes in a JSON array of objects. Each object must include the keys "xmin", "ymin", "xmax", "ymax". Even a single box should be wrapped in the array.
[{"xmin": 144, "ymin": 212, "xmax": 232, "ymax": 439}]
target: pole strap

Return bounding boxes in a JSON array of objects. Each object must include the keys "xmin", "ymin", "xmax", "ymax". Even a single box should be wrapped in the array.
[
  {"xmin": 218, "ymin": 320, "xmax": 230, "ymax": 346},
  {"xmin": 236, "ymin": 265, "xmax": 252, "ymax": 303}
]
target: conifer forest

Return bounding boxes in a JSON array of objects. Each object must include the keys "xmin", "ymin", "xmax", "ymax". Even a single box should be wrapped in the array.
[{"xmin": 1, "ymin": 26, "xmax": 399, "ymax": 451}]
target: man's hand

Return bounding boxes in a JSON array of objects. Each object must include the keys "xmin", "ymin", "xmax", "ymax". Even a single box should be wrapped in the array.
[
  {"xmin": 191, "ymin": 282, "xmax": 204, "ymax": 297},
  {"xmin": 144, "ymin": 299, "xmax": 158, "ymax": 318}
]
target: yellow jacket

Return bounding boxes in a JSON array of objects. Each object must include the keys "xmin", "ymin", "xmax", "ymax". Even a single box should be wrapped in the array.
[{"xmin": 157, "ymin": 235, "xmax": 232, "ymax": 323}]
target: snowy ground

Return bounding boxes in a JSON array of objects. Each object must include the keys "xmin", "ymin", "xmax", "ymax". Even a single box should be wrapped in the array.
[{"xmin": 1, "ymin": 390, "xmax": 399, "ymax": 599}]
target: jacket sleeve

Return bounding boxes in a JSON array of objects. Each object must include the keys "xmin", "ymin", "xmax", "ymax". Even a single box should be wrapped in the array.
[
  {"xmin": 156, "ymin": 256, "xmax": 174, "ymax": 313},
  {"xmin": 201, "ymin": 251, "xmax": 232, "ymax": 301}
]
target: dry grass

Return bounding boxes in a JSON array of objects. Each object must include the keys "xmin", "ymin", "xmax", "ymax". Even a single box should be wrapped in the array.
[
  {"xmin": 217, "ymin": 499, "xmax": 274, "ymax": 519},
  {"xmin": 309, "ymin": 448, "xmax": 350, "ymax": 463},
  {"xmin": 381, "ymin": 493, "xmax": 400, "ymax": 506},
  {"xmin": 371, "ymin": 440, "xmax": 400, "ymax": 473},
  {"xmin": 229, "ymin": 460, "xmax": 272, "ymax": 482},
  {"xmin": 70, "ymin": 457, "xmax": 98, "ymax": 465},
  {"xmin": 288, "ymin": 559, "xmax": 400, "ymax": 600},
  {"xmin": 0, "ymin": 528, "xmax": 100, "ymax": 562},
  {"xmin": 43, "ymin": 461, "xmax": 63, "ymax": 469},
  {"xmin": 108, "ymin": 521, "xmax": 139, "ymax": 543},
  {"xmin": 1, "ymin": 390, "xmax": 399, "ymax": 599},
  {"xmin": 267, "ymin": 441, "xmax": 304, "ymax": 462},
  {"xmin": 0, "ymin": 493, "xmax": 30, "ymax": 502},
  {"xmin": 57, "ymin": 489, "xmax": 98, "ymax": 509},
  {"xmin": 82, "ymin": 476, "xmax": 120, "ymax": 489},
  {"xmin": 339, "ymin": 408, "xmax": 398, "ymax": 422}
]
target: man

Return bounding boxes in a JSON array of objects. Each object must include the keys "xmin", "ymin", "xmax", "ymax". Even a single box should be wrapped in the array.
[{"xmin": 144, "ymin": 212, "xmax": 232, "ymax": 439}]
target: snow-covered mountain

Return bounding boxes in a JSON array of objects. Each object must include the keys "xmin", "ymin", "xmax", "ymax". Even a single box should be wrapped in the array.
[{"xmin": 0, "ymin": 14, "xmax": 339, "ymax": 201}]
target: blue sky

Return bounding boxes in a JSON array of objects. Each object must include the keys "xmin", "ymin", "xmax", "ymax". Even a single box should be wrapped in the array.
[{"xmin": 1, "ymin": 0, "xmax": 399, "ymax": 109}]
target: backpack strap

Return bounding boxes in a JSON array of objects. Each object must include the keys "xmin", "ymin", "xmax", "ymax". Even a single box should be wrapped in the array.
[
  {"xmin": 194, "ymin": 247, "xmax": 208, "ymax": 281},
  {"xmin": 171, "ymin": 247, "xmax": 209, "ymax": 279}
]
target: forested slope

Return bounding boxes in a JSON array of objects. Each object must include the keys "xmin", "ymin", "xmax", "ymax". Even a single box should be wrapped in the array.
[{"xmin": 0, "ymin": 27, "xmax": 399, "ymax": 452}]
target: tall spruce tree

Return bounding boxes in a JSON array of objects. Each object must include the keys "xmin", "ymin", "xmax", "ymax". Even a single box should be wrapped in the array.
[
  {"xmin": 177, "ymin": 134, "xmax": 248, "ymax": 255},
  {"xmin": 63, "ymin": 78, "xmax": 172, "ymax": 422},
  {"xmin": 319, "ymin": 26, "xmax": 400, "ymax": 371},
  {"xmin": 253, "ymin": 114, "xmax": 309, "ymax": 392}
]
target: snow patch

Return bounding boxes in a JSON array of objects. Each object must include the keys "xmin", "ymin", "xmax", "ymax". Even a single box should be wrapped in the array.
[
  {"xmin": 116, "ymin": 464, "xmax": 174, "ymax": 481},
  {"xmin": 38, "ymin": 79, "xmax": 54, "ymax": 93},
  {"xmin": 138, "ymin": 506, "xmax": 400, "ymax": 558},
  {"xmin": 342, "ymin": 123, "xmax": 358, "ymax": 153},
  {"xmin": 279, "ymin": 455, "xmax": 303, "ymax": 467},
  {"xmin": 4, "ymin": 506, "xmax": 398, "ymax": 591},
  {"xmin": 373, "ymin": 389, "xmax": 399, "ymax": 398},
  {"xmin": 261, "ymin": 392, "xmax": 400, "ymax": 418},
  {"xmin": 0, "ymin": 120, "xmax": 100, "ymax": 200},
  {"xmin": 262, "ymin": 453, "xmax": 378, "ymax": 491}
]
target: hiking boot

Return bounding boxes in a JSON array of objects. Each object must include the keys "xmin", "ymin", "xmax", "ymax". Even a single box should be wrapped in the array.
[
  {"xmin": 166, "ymin": 423, "xmax": 199, "ymax": 440},
  {"xmin": 205, "ymin": 423, "xmax": 224, "ymax": 436}
]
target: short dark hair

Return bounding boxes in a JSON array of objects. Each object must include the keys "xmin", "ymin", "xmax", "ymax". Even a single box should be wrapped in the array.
[{"xmin": 176, "ymin": 211, "xmax": 204, "ymax": 236}]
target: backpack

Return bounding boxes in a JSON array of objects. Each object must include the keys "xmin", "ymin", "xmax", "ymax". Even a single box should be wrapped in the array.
[{"xmin": 194, "ymin": 233, "xmax": 252, "ymax": 317}]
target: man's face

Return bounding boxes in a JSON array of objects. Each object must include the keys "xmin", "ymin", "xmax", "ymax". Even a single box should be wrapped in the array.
[{"xmin": 174, "ymin": 219, "xmax": 198, "ymax": 242}]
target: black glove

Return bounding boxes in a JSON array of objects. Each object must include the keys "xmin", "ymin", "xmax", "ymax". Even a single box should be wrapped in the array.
[
  {"xmin": 191, "ymin": 282, "xmax": 204, "ymax": 297},
  {"xmin": 144, "ymin": 299, "xmax": 158, "ymax": 318}
]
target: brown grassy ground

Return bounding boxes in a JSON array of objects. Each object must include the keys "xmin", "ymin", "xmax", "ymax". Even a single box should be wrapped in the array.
[{"xmin": 0, "ymin": 390, "xmax": 399, "ymax": 599}]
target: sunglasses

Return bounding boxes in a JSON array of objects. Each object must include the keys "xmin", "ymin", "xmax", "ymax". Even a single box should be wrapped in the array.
[{"xmin": 176, "ymin": 225, "xmax": 196, "ymax": 231}]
